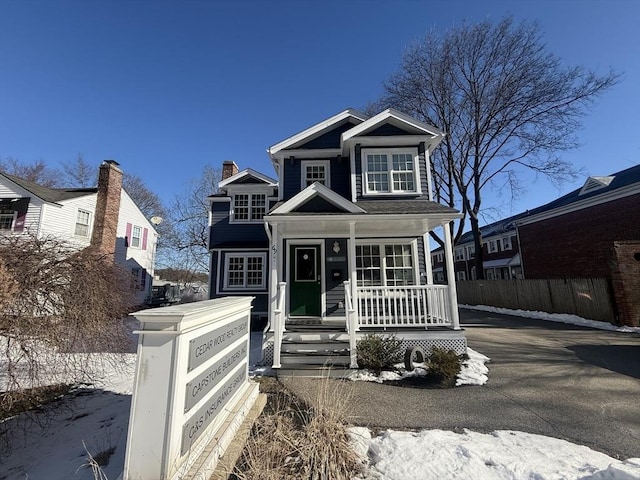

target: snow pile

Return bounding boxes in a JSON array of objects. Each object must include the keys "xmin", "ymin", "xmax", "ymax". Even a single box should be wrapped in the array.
[
  {"xmin": 460, "ymin": 304, "xmax": 640, "ymax": 333},
  {"xmin": 351, "ymin": 428, "xmax": 640, "ymax": 480},
  {"xmin": 348, "ymin": 347, "xmax": 489, "ymax": 386}
]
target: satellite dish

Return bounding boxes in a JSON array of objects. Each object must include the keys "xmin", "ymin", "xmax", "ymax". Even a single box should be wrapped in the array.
[{"xmin": 151, "ymin": 216, "xmax": 163, "ymax": 225}]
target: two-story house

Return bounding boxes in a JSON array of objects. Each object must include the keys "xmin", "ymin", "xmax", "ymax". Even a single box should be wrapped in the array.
[
  {"xmin": 0, "ymin": 160, "xmax": 157, "ymax": 304},
  {"xmin": 209, "ymin": 109, "xmax": 466, "ymax": 375}
]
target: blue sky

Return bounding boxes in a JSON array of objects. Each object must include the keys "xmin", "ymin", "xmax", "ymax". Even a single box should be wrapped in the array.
[{"xmin": 1, "ymin": 0, "xmax": 638, "ymax": 222}]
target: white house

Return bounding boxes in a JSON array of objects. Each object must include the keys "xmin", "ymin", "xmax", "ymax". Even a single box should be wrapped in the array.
[{"xmin": 0, "ymin": 160, "xmax": 158, "ymax": 304}]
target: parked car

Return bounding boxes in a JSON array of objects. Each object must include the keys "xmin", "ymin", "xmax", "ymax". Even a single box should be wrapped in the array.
[{"xmin": 146, "ymin": 283, "xmax": 181, "ymax": 307}]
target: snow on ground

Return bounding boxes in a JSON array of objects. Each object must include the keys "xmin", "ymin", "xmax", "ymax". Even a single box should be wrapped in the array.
[
  {"xmin": 349, "ymin": 427, "xmax": 640, "ymax": 480},
  {"xmin": 461, "ymin": 304, "xmax": 640, "ymax": 333},
  {"xmin": 347, "ymin": 347, "xmax": 490, "ymax": 386},
  {"xmin": 2, "ymin": 333, "xmax": 638, "ymax": 479}
]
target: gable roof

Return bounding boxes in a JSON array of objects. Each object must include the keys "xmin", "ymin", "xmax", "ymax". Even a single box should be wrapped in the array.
[
  {"xmin": 1, "ymin": 172, "xmax": 97, "ymax": 204},
  {"xmin": 268, "ymin": 109, "xmax": 368, "ymax": 159},
  {"xmin": 341, "ymin": 108, "xmax": 445, "ymax": 144},
  {"xmin": 269, "ymin": 182, "xmax": 366, "ymax": 215},
  {"xmin": 517, "ymin": 163, "xmax": 640, "ymax": 225},
  {"xmin": 218, "ymin": 168, "xmax": 277, "ymax": 190}
]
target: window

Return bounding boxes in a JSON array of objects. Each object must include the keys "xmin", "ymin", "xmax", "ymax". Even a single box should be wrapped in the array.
[
  {"xmin": 356, "ymin": 243, "xmax": 414, "ymax": 286},
  {"xmin": 488, "ymin": 240, "xmax": 498, "ymax": 253},
  {"xmin": 455, "ymin": 248, "xmax": 465, "ymax": 261},
  {"xmin": 131, "ymin": 225, "xmax": 142, "ymax": 248},
  {"xmin": 74, "ymin": 209, "xmax": 91, "ymax": 237},
  {"xmin": 0, "ymin": 212, "xmax": 16, "ymax": 230},
  {"xmin": 302, "ymin": 161, "xmax": 330, "ymax": 189},
  {"xmin": 437, "ymin": 252, "xmax": 443, "ymax": 263},
  {"xmin": 225, "ymin": 254, "xmax": 266, "ymax": 289},
  {"xmin": 362, "ymin": 148, "xmax": 419, "ymax": 194},
  {"xmin": 456, "ymin": 271, "xmax": 466, "ymax": 281},
  {"xmin": 232, "ymin": 194, "xmax": 266, "ymax": 222},
  {"xmin": 466, "ymin": 245, "xmax": 475, "ymax": 259},
  {"xmin": 502, "ymin": 236, "xmax": 513, "ymax": 250}
]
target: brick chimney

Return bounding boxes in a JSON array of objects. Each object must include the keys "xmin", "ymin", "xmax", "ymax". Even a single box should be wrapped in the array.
[
  {"xmin": 91, "ymin": 160, "xmax": 123, "ymax": 260},
  {"xmin": 222, "ymin": 161, "xmax": 239, "ymax": 180}
]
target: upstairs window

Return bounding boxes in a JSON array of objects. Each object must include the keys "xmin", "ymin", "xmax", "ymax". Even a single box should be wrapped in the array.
[
  {"xmin": 131, "ymin": 225, "xmax": 142, "ymax": 248},
  {"xmin": 74, "ymin": 209, "xmax": 91, "ymax": 237},
  {"xmin": 362, "ymin": 148, "xmax": 420, "ymax": 195},
  {"xmin": 466, "ymin": 245, "xmax": 475, "ymax": 259},
  {"xmin": 301, "ymin": 161, "xmax": 330, "ymax": 189},
  {"xmin": 488, "ymin": 240, "xmax": 498, "ymax": 253},
  {"xmin": 455, "ymin": 248, "xmax": 465, "ymax": 261},
  {"xmin": 502, "ymin": 236, "xmax": 513, "ymax": 250},
  {"xmin": 232, "ymin": 193, "xmax": 266, "ymax": 222}
]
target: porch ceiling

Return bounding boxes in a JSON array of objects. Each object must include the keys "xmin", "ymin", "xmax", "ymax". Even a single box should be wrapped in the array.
[{"xmin": 266, "ymin": 213, "xmax": 456, "ymax": 237}]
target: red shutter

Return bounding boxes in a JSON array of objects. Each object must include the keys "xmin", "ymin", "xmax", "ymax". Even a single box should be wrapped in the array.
[
  {"xmin": 14, "ymin": 212, "xmax": 26, "ymax": 232},
  {"xmin": 125, "ymin": 223, "xmax": 132, "ymax": 247},
  {"xmin": 142, "ymin": 228, "xmax": 148, "ymax": 250}
]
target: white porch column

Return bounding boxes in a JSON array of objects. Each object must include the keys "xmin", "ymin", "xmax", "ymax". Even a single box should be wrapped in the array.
[
  {"xmin": 443, "ymin": 222, "xmax": 461, "ymax": 330},
  {"xmin": 423, "ymin": 232, "xmax": 434, "ymax": 285},
  {"xmin": 268, "ymin": 222, "xmax": 279, "ymax": 332},
  {"xmin": 349, "ymin": 221, "xmax": 357, "ymax": 306}
]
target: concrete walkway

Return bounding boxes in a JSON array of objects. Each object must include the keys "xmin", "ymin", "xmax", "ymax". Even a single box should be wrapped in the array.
[{"xmin": 280, "ymin": 309, "xmax": 640, "ymax": 459}]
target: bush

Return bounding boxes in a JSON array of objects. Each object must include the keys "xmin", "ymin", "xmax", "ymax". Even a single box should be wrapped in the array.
[
  {"xmin": 356, "ymin": 334, "xmax": 403, "ymax": 373},
  {"xmin": 427, "ymin": 347, "xmax": 462, "ymax": 385}
]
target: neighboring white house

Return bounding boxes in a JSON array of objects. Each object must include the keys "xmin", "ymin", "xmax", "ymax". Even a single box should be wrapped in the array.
[{"xmin": 0, "ymin": 160, "xmax": 158, "ymax": 304}]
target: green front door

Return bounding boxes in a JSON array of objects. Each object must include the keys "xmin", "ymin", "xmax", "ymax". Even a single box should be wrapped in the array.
[{"xmin": 289, "ymin": 245, "xmax": 321, "ymax": 316}]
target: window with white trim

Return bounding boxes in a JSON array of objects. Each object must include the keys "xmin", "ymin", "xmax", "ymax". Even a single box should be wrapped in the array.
[
  {"xmin": 466, "ymin": 245, "xmax": 475, "ymax": 259},
  {"xmin": 74, "ymin": 209, "xmax": 91, "ymax": 237},
  {"xmin": 224, "ymin": 254, "xmax": 266, "ymax": 289},
  {"xmin": 488, "ymin": 240, "xmax": 498, "ymax": 253},
  {"xmin": 0, "ymin": 212, "xmax": 16, "ymax": 231},
  {"xmin": 131, "ymin": 225, "xmax": 142, "ymax": 248},
  {"xmin": 455, "ymin": 248, "xmax": 465, "ymax": 261},
  {"xmin": 502, "ymin": 236, "xmax": 513, "ymax": 250},
  {"xmin": 456, "ymin": 271, "xmax": 466, "ymax": 281},
  {"xmin": 302, "ymin": 161, "xmax": 330, "ymax": 189},
  {"xmin": 437, "ymin": 252, "xmax": 443, "ymax": 263},
  {"xmin": 232, "ymin": 193, "xmax": 266, "ymax": 222},
  {"xmin": 362, "ymin": 148, "xmax": 419, "ymax": 194},
  {"xmin": 356, "ymin": 243, "xmax": 414, "ymax": 286}
]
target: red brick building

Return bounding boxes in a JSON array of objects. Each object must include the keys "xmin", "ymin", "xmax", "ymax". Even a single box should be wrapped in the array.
[{"xmin": 516, "ymin": 165, "xmax": 640, "ymax": 326}]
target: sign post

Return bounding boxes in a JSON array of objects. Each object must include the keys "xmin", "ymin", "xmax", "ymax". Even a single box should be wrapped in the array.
[{"xmin": 123, "ymin": 297, "xmax": 257, "ymax": 480}]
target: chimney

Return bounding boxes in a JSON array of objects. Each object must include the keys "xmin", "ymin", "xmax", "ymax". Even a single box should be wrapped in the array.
[
  {"xmin": 222, "ymin": 161, "xmax": 239, "ymax": 180},
  {"xmin": 91, "ymin": 160, "xmax": 123, "ymax": 261}
]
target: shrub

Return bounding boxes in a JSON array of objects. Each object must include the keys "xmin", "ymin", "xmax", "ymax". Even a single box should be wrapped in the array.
[
  {"xmin": 356, "ymin": 334, "xmax": 403, "ymax": 373},
  {"xmin": 427, "ymin": 347, "xmax": 462, "ymax": 385}
]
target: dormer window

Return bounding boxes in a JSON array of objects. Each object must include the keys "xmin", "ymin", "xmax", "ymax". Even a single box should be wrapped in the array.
[
  {"xmin": 301, "ymin": 161, "xmax": 330, "ymax": 189},
  {"xmin": 362, "ymin": 148, "xmax": 420, "ymax": 195},
  {"xmin": 232, "ymin": 193, "xmax": 266, "ymax": 222}
]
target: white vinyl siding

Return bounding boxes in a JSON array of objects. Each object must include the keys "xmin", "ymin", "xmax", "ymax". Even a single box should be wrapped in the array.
[{"xmin": 74, "ymin": 209, "xmax": 91, "ymax": 237}]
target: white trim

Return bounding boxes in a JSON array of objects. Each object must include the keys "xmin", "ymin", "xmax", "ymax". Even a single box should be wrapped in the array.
[
  {"xmin": 0, "ymin": 211, "xmax": 18, "ymax": 231},
  {"xmin": 361, "ymin": 147, "xmax": 422, "ymax": 196},
  {"xmin": 209, "ymin": 197, "xmax": 232, "ymax": 203},
  {"xmin": 268, "ymin": 109, "xmax": 367, "ymax": 158},
  {"xmin": 285, "ymin": 239, "xmax": 325, "ymax": 318},
  {"xmin": 300, "ymin": 160, "xmax": 331, "ymax": 190},
  {"xmin": 229, "ymin": 192, "xmax": 268, "ymax": 224},
  {"xmin": 269, "ymin": 182, "xmax": 365, "ymax": 214},
  {"xmin": 219, "ymin": 168, "xmax": 277, "ymax": 189},
  {"xmin": 516, "ymin": 183, "xmax": 640, "ymax": 226},
  {"xmin": 73, "ymin": 208, "xmax": 92, "ymax": 238},
  {"xmin": 354, "ymin": 238, "xmax": 419, "ymax": 286},
  {"xmin": 273, "ymin": 148, "xmax": 341, "ymax": 160},
  {"xmin": 342, "ymin": 108, "xmax": 445, "ymax": 141},
  {"xmin": 222, "ymin": 252, "xmax": 268, "ymax": 291},
  {"xmin": 350, "ymin": 144, "xmax": 357, "ymax": 202}
]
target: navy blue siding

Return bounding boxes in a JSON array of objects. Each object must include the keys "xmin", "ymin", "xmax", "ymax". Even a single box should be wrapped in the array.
[
  {"xmin": 364, "ymin": 124, "xmax": 412, "ymax": 136},
  {"xmin": 330, "ymin": 157, "xmax": 351, "ymax": 199},
  {"xmin": 209, "ymin": 201, "xmax": 271, "ymax": 248},
  {"xmin": 281, "ymin": 157, "xmax": 351, "ymax": 201},
  {"xmin": 324, "ymin": 238, "xmax": 348, "ymax": 317},
  {"xmin": 282, "ymin": 159, "xmax": 302, "ymax": 200},
  {"xmin": 297, "ymin": 121, "xmax": 359, "ymax": 149}
]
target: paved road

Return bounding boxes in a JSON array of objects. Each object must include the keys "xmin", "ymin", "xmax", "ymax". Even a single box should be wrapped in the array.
[{"xmin": 280, "ymin": 309, "xmax": 640, "ymax": 459}]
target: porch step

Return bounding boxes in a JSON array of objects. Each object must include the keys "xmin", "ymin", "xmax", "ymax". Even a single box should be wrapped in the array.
[
  {"xmin": 280, "ymin": 353, "xmax": 350, "ymax": 366},
  {"xmin": 281, "ymin": 342, "xmax": 349, "ymax": 354},
  {"xmin": 285, "ymin": 323, "xmax": 345, "ymax": 332}
]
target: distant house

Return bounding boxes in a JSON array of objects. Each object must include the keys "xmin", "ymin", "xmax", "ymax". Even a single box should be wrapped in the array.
[
  {"xmin": 209, "ymin": 108, "xmax": 466, "ymax": 375},
  {"xmin": 0, "ymin": 160, "xmax": 158, "ymax": 304},
  {"xmin": 431, "ymin": 215, "xmax": 524, "ymax": 282},
  {"xmin": 516, "ymin": 164, "xmax": 640, "ymax": 326}
]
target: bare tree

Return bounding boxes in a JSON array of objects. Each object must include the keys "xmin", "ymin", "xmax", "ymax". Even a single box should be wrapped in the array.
[
  {"xmin": 0, "ymin": 157, "xmax": 60, "ymax": 188},
  {"xmin": 60, "ymin": 154, "xmax": 97, "ymax": 187},
  {"xmin": 0, "ymin": 234, "xmax": 135, "ymax": 419},
  {"xmin": 164, "ymin": 164, "xmax": 221, "ymax": 273},
  {"xmin": 377, "ymin": 16, "xmax": 619, "ymax": 278}
]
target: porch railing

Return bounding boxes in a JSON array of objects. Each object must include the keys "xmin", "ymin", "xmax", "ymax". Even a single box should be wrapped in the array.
[
  {"xmin": 355, "ymin": 285, "xmax": 452, "ymax": 329},
  {"xmin": 272, "ymin": 281, "xmax": 287, "ymax": 368},
  {"xmin": 343, "ymin": 280, "xmax": 358, "ymax": 368}
]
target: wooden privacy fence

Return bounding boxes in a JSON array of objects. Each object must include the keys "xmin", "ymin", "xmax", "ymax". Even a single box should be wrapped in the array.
[{"xmin": 457, "ymin": 278, "xmax": 616, "ymax": 323}]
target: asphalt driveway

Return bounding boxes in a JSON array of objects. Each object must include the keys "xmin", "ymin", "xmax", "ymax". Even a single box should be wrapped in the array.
[{"xmin": 280, "ymin": 309, "xmax": 640, "ymax": 459}]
